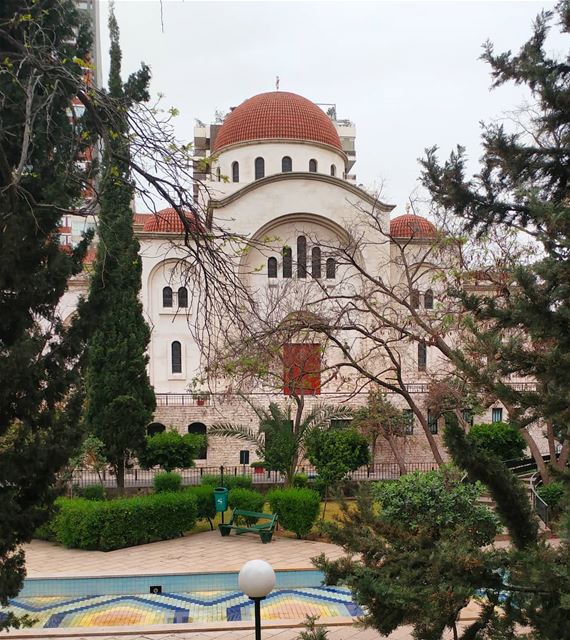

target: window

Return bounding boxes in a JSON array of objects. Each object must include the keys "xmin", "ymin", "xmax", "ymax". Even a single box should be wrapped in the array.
[
  {"xmin": 331, "ymin": 419, "xmax": 351, "ymax": 429},
  {"xmin": 410, "ymin": 289, "xmax": 420, "ymax": 309},
  {"xmin": 418, "ymin": 342, "xmax": 427, "ymax": 371},
  {"xmin": 239, "ymin": 450, "xmax": 250, "ymax": 465},
  {"xmin": 297, "ymin": 236, "xmax": 307, "ymax": 278},
  {"xmin": 254, "ymin": 157, "xmax": 265, "ymax": 180},
  {"xmin": 428, "ymin": 410, "xmax": 438, "ymax": 434},
  {"xmin": 147, "ymin": 422, "xmax": 166, "ymax": 436},
  {"xmin": 188, "ymin": 422, "xmax": 207, "ymax": 459},
  {"xmin": 283, "ymin": 246, "xmax": 292, "ymax": 278},
  {"xmin": 171, "ymin": 341, "xmax": 182, "ymax": 374},
  {"xmin": 309, "ymin": 159, "xmax": 318, "ymax": 172},
  {"xmin": 232, "ymin": 161, "xmax": 239, "ymax": 182},
  {"xmin": 162, "ymin": 286, "xmax": 173, "ymax": 308},
  {"xmin": 178, "ymin": 287, "xmax": 188, "ymax": 308},
  {"xmin": 492, "ymin": 407, "xmax": 503, "ymax": 423},
  {"xmin": 424, "ymin": 289, "xmax": 434, "ymax": 309},
  {"xmin": 216, "ymin": 166, "xmax": 221, "ymax": 181},
  {"xmin": 403, "ymin": 409, "xmax": 414, "ymax": 435},
  {"xmin": 311, "ymin": 247, "xmax": 322, "ymax": 279},
  {"xmin": 326, "ymin": 257, "xmax": 336, "ymax": 279},
  {"xmin": 282, "ymin": 156, "xmax": 292, "ymax": 172},
  {"xmin": 330, "ymin": 164, "xmax": 336, "ymax": 177},
  {"xmin": 268, "ymin": 257, "xmax": 278, "ymax": 278},
  {"xmin": 283, "ymin": 343, "xmax": 321, "ymax": 395}
]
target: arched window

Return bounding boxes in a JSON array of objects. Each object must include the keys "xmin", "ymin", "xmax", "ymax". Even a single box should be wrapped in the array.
[
  {"xmin": 424, "ymin": 289, "xmax": 434, "ymax": 309},
  {"xmin": 283, "ymin": 246, "xmax": 292, "ymax": 278},
  {"xmin": 216, "ymin": 166, "xmax": 221, "ymax": 181},
  {"xmin": 254, "ymin": 157, "xmax": 265, "ymax": 180},
  {"xmin": 330, "ymin": 164, "xmax": 336, "ymax": 177},
  {"xmin": 188, "ymin": 422, "xmax": 207, "ymax": 459},
  {"xmin": 171, "ymin": 341, "xmax": 182, "ymax": 374},
  {"xmin": 326, "ymin": 257, "xmax": 336, "ymax": 279},
  {"xmin": 147, "ymin": 422, "xmax": 166, "ymax": 436},
  {"xmin": 410, "ymin": 289, "xmax": 420, "ymax": 309},
  {"xmin": 309, "ymin": 159, "xmax": 318, "ymax": 173},
  {"xmin": 418, "ymin": 342, "xmax": 427, "ymax": 372},
  {"xmin": 268, "ymin": 257, "xmax": 278, "ymax": 278},
  {"xmin": 178, "ymin": 287, "xmax": 188, "ymax": 308},
  {"xmin": 311, "ymin": 247, "xmax": 322, "ymax": 279},
  {"xmin": 232, "ymin": 161, "xmax": 239, "ymax": 183},
  {"xmin": 297, "ymin": 236, "xmax": 307, "ymax": 278},
  {"xmin": 282, "ymin": 156, "xmax": 292, "ymax": 172},
  {"xmin": 162, "ymin": 286, "xmax": 173, "ymax": 308}
]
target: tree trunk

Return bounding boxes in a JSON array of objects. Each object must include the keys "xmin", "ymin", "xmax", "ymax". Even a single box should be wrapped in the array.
[
  {"xmin": 403, "ymin": 392, "xmax": 444, "ymax": 465},
  {"xmin": 386, "ymin": 435, "xmax": 407, "ymax": 475},
  {"xmin": 557, "ymin": 441, "xmax": 569, "ymax": 470},
  {"xmin": 520, "ymin": 428, "xmax": 550, "ymax": 484},
  {"xmin": 115, "ymin": 461, "xmax": 125, "ymax": 493}
]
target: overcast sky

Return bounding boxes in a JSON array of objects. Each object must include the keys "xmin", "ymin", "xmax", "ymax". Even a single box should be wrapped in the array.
[{"xmin": 98, "ymin": 1, "xmax": 562, "ymax": 213}]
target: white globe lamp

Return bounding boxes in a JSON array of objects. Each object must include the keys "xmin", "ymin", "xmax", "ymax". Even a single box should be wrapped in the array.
[{"xmin": 238, "ymin": 559, "xmax": 276, "ymax": 640}]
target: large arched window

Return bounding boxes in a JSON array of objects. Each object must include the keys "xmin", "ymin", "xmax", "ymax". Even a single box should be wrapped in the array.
[
  {"xmin": 171, "ymin": 341, "xmax": 182, "ymax": 374},
  {"xmin": 178, "ymin": 286, "xmax": 188, "ymax": 308},
  {"xmin": 162, "ymin": 286, "xmax": 173, "ymax": 308},
  {"xmin": 232, "ymin": 161, "xmax": 239, "ymax": 183},
  {"xmin": 216, "ymin": 166, "xmax": 221, "ymax": 182},
  {"xmin": 330, "ymin": 164, "xmax": 336, "ymax": 177},
  {"xmin": 268, "ymin": 257, "xmax": 278, "ymax": 278},
  {"xmin": 297, "ymin": 236, "xmax": 307, "ymax": 278},
  {"xmin": 309, "ymin": 158, "xmax": 318, "ymax": 173},
  {"xmin": 283, "ymin": 246, "xmax": 292, "ymax": 278},
  {"xmin": 424, "ymin": 289, "xmax": 434, "ymax": 309},
  {"xmin": 188, "ymin": 422, "xmax": 207, "ymax": 459},
  {"xmin": 254, "ymin": 157, "xmax": 265, "ymax": 180},
  {"xmin": 311, "ymin": 247, "xmax": 322, "ymax": 279},
  {"xmin": 147, "ymin": 422, "xmax": 166, "ymax": 436},
  {"xmin": 282, "ymin": 156, "xmax": 292, "ymax": 172},
  {"xmin": 410, "ymin": 289, "xmax": 420, "ymax": 309},
  {"xmin": 326, "ymin": 257, "xmax": 336, "ymax": 279},
  {"xmin": 418, "ymin": 342, "xmax": 427, "ymax": 372}
]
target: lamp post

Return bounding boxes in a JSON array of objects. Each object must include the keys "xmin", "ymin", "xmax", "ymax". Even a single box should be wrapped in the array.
[{"xmin": 238, "ymin": 559, "xmax": 276, "ymax": 640}]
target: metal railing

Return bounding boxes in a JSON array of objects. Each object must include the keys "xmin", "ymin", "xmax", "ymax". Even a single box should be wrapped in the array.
[
  {"xmin": 504, "ymin": 454, "xmax": 551, "ymax": 475},
  {"xmin": 71, "ymin": 461, "xmax": 439, "ymax": 489},
  {"xmin": 530, "ymin": 471, "xmax": 550, "ymax": 527}
]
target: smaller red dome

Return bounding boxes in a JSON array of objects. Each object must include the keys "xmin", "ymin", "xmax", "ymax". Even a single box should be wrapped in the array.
[
  {"xmin": 142, "ymin": 208, "xmax": 199, "ymax": 233},
  {"xmin": 390, "ymin": 214, "xmax": 436, "ymax": 239}
]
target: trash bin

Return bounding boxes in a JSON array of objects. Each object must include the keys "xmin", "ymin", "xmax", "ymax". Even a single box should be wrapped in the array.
[{"xmin": 214, "ymin": 487, "xmax": 228, "ymax": 513}]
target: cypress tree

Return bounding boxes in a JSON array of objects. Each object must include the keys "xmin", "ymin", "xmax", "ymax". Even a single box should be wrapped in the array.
[
  {"xmin": 0, "ymin": 0, "xmax": 94, "ymax": 627},
  {"xmin": 84, "ymin": 7, "xmax": 154, "ymax": 490}
]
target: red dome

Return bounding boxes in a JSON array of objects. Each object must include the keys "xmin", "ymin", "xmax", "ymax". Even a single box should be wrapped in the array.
[
  {"xmin": 213, "ymin": 92, "xmax": 342, "ymax": 152},
  {"xmin": 143, "ymin": 208, "xmax": 199, "ymax": 233},
  {"xmin": 390, "ymin": 214, "xmax": 437, "ymax": 239}
]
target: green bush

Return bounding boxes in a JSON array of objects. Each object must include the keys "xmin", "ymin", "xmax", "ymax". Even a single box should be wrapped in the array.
[
  {"xmin": 373, "ymin": 466, "xmax": 500, "ymax": 546},
  {"xmin": 201, "ymin": 474, "xmax": 252, "ymax": 490},
  {"xmin": 228, "ymin": 488, "xmax": 265, "ymax": 525},
  {"xmin": 467, "ymin": 422, "xmax": 526, "ymax": 461},
  {"xmin": 185, "ymin": 485, "xmax": 216, "ymax": 522},
  {"xmin": 154, "ymin": 471, "xmax": 182, "ymax": 493},
  {"xmin": 77, "ymin": 484, "xmax": 106, "ymax": 501},
  {"xmin": 52, "ymin": 492, "xmax": 197, "ymax": 551},
  {"xmin": 139, "ymin": 430, "xmax": 204, "ymax": 471},
  {"xmin": 293, "ymin": 473, "xmax": 309, "ymax": 488},
  {"xmin": 537, "ymin": 482, "xmax": 565, "ymax": 510},
  {"xmin": 267, "ymin": 488, "xmax": 321, "ymax": 538}
]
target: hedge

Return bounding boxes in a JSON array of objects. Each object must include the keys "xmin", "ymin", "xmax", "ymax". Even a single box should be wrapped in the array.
[
  {"xmin": 77, "ymin": 484, "xmax": 106, "ymax": 501},
  {"xmin": 154, "ymin": 471, "xmax": 182, "ymax": 493},
  {"xmin": 537, "ymin": 482, "xmax": 565, "ymax": 512},
  {"xmin": 185, "ymin": 485, "xmax": 216, "ymax": 523},
  {"xmin": 201, "ymin": 474, "xmax": 252, "ymax": 490},
  {"xmin": 267, "ymin": 488, "xmax": 321, "ymax": 538},
  {"xmin": 228, "ymin": 488, "xmax": 265, "ymax": 525},
  {"xmin": 53, "ymin": 492, "xmax": 197, "ymax": 551}
]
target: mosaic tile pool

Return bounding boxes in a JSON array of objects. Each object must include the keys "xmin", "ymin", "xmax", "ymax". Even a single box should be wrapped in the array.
[{"xmin": 1, "ymin": 587, "xmax": 362, "ymax": 628}]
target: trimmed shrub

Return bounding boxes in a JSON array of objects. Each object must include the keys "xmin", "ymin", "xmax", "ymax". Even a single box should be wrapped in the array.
[
  {"xmin": 228, "ymin": 488, "xmax": 265, "ymax": 525},
  {"xmin": 139, "ymin": 431, "xmax": 204, "ymax": 472},
  {"xmin": 293, "ymin": 473, "xmax": 309, "ymax": 488},
  {"xmin": 537, "ymin": 482, "xmax": 565, "ymax": 511},
  {"xmin": 467, "ymin": 422, "xmax": 526, "ymax": 461},
  {"xmin": 201, "ymin": 474, "xmax": 252, "ymax": 490},
  {"xmin": 267, "ymin": 488, "xmax": 321, "ymax": 539},
  {"xmin": 185, "ymin": 485, "xmax": 216, "ymax": 522},
  {"xmin": 154, "ymin": 471, "xmax": 182, "ymax": 493},
  {"xmin": 53, "ymin": 492, "xmax": 197, "ymax": 551},
  {"xmin": 78, "ymin": 484, "xmax": 106, "ymax": 501}
]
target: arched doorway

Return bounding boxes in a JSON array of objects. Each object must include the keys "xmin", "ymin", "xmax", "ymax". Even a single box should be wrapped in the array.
[
  {"xmin": 188, "ymin": 422, "xmax": 207, "ymax": 460},
  {"xmin": 147, "ymin": 422, "xmax": 166, "ymax": 436}
]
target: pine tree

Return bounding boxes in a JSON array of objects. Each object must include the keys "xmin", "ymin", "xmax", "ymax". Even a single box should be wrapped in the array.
[
  {"xmin": 83, "ymin": 7, "xmax": 154, "ymax": 490},
  {"xmin": 0, "ymin": 0, "xmax": 94, "ymax": 628}
]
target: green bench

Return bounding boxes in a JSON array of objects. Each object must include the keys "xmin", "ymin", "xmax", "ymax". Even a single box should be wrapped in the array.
[{"xmin": 218, "ymin": 509, "xmax": 278, "ymax": 544}]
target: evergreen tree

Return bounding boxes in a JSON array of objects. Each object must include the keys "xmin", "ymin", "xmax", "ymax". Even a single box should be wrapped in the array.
[
  {"xmin": 84, "ymin": 7, "xmax": 154, "ymax": 489},
  {"xmin": 0, "ymin": 0, "xmax": 94, "ymax": 628}
]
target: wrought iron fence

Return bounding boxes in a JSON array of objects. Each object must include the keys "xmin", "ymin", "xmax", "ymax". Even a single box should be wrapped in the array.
[{"xmin": 71, "ymin": 461, "xmax": 440, "ymax": 489}]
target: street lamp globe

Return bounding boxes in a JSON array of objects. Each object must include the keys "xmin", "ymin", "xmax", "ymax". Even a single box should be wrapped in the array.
[{"xmin": 239, "ymin": 559, "xmax": 276, "ymax": 598}]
